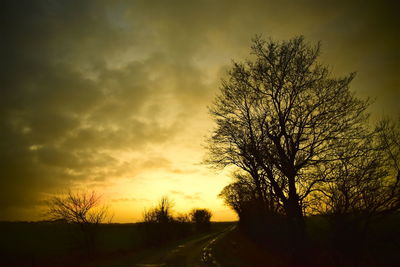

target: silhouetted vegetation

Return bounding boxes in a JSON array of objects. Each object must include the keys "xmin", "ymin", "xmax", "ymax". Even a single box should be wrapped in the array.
[
  {"xmin": 140, "ymin": 196, "xmax": 214, "ymax": 246},
  {"xmin": 46, "ymin": 190, "xmax": 111, "ymax": 257},
  {"xmin": 190, "ymin": 208, "xmax": 212, "ymax": 232},
  {"xmin": 210, "ymin": 35, "xmax": 400, "ymax": 265},
  {"xmin": 141, "ymin": 196, "xmax": 190, "ymax": 245},
  {"xmin": 143, "ymin": 196, "xmax": 175, "ymax": 224},
  {"xmin": 1, "ymin": 193, "xmax": 225, "ymax": 267}
]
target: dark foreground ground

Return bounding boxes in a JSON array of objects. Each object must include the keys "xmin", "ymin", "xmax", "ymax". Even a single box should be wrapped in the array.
[
  {"xmin": 92, "ymin": 224, "xmax": 235, "ymax": 266},
  {"xmin": 1, "ymin": 215, "xmax": 399, "ymax": 266},
  {"xmin": 0, "ymin": 221, "xmax": 233, "ymax": 266},
  {"xmin": 212, "ymin": 214, "xmax": 400, "ymax": 267}
]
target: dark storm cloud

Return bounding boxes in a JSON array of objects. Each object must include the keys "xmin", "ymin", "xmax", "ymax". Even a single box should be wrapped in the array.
[{"xmin": 1, "ymin": 0, "xmax": 398, "ymax": 220}]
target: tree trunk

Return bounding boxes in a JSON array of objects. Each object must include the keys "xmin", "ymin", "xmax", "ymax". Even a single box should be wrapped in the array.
[{"xmin": 285, "ymin": 178, "xmax": 308, "ymax": 265}]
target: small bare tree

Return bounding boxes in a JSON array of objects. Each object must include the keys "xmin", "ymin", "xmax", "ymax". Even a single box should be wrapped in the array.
[
  {"xmin": 306, "ymin": 118, "xmax": 400, "ymax": 253},
  {"xmin": 143, "ymin": 196, "xmax": 174, "ymax": 224},
  {"xmin": 141, "ymin": 196, "xmax": 177, "ymax": 245},
  {"xmin": 310, "ymin": 118, "xmax": 400, "ymax": 218},
  {"xmin": 47, "ymin": 190, "xmax": 109, "ymax": 224},
  {"xmin": 47, "ymin": 190, "xmax": 111, "ymax": 255}
]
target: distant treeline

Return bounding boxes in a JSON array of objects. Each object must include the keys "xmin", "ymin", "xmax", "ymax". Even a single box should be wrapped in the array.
[{"xmin": 0, "ymin": 205, "xmax": 225, "ymax": 266}]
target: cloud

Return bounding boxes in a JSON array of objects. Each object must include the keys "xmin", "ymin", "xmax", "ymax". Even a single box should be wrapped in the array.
[
  {"xmin": 111, "ymin": 197, "xmax": 149, "ymax": 203},
  {"xmin": 170, "ymin": 190, "xmax": 202, "ymax": 201},
  {"xmin": 1, "ymin": 0, "xmax": 398, "ymax": 220},
  {"xmin": 170, "ymin": 190, "xmax": 185, "ymax": 196},
  {"xmin": 184, "ymin": 193, "xmax": 202, "ymax": 201}
]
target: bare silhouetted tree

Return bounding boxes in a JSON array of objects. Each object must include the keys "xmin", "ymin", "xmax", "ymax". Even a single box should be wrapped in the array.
[
  {"xmin": 378, "ymin": 117, "xmax": 400, "ymax": 180},
  {"xmin": 219, "ymin": 175, "xmax": 255, "ymax": 218},
  {"xmin": 47, "ymin": 190, "xmax": 111, "ymax": 255},
  {"xmin": 312, "ymin": 118, "xmax": 400, "ymax": 216},
  {"xmin": 304, "ymin": 118, "xmax": 400, "ymax": 256},
  {"xmin": 219, "ymin": 172, "xmax": 283, "ymax": 223},
  {"xmin": 143, "ymin": 196, "xmax": 174, "ymax": 224},
  {"xmin": 207, "ymin": 36, "xmax": 370, "ymax": 243},
  {"xmin": 141, "ymin": 196, "xmax": 194, "ymax": 245},
  {"xmin": 47, "ymin": 190, "xmax": 109, "ymax": 224}
]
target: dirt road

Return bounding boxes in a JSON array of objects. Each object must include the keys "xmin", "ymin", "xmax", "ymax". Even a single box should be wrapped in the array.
[{"xmin": 135, "ymin": 225, "xmax": 235, "ymax": 267}]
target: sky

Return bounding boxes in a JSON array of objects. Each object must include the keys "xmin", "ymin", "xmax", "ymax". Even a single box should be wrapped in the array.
[{"xmin": 1, "ymin": 0, "xmax": 399, "ymax": 222}]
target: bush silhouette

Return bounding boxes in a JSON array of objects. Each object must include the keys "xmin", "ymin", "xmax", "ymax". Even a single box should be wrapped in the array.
[{"xmin": 190, "ymin": 208, "xmax": 212, "ymax": 232}]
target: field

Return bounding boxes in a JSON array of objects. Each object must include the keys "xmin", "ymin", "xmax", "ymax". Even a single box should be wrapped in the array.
[
  {"xmin": 1, "ymin": 214, "xmax": 399, "ymax": 266},
  {"xmin": 0, "ymin": 221, "xmax": 233, "ymax": 266},
  {"xmin": 212, "ymin": 214, "xmax": 400, "ymax": 266}
]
